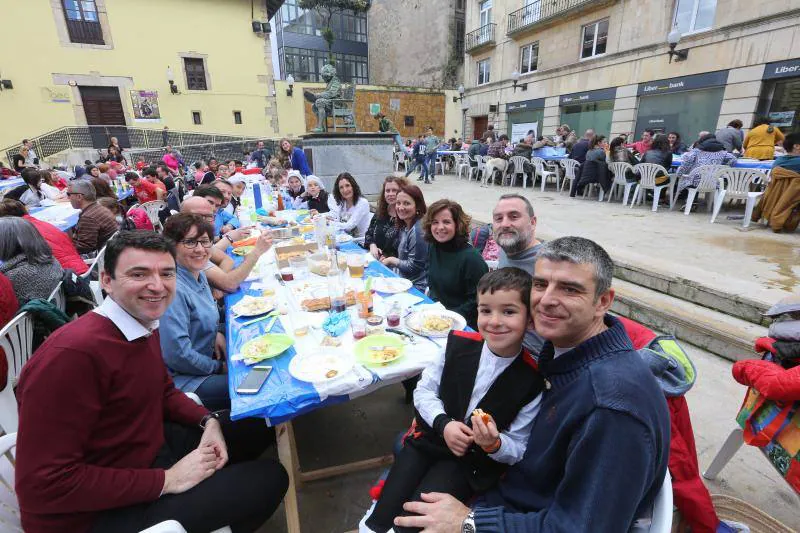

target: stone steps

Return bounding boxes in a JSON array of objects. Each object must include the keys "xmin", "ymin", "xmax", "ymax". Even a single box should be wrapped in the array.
[
  {"xmin": 613, "ymin": 259, "xmax": 770, "ymax": 327},
  {"xmin": 612, "ymin": 279, "xmax": 766, "ymax": 362}
]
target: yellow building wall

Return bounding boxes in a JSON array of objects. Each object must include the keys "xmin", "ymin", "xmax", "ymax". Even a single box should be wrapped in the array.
[{"xmin": 0, "ymin": 0, "xmax": 276, "ymax": 150}]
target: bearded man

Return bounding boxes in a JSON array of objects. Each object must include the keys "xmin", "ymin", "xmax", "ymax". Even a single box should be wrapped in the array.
[{"xmin": 492, "ymin": 194, "xmax": 541, "ymax": 275}]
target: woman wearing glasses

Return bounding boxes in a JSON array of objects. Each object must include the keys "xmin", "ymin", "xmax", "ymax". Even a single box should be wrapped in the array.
[{"xmin": 160, "ymin": 213, "xmax": 229, "ymax": 410}]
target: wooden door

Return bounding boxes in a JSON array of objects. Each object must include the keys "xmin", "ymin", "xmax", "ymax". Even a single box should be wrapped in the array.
[
  {"xmin": 79, "ymin": 86, "xmax": 128, "ymax": 149},
  {"xmin": 473, "ymin": 116, "xmax": 488, "ymax": 141}
]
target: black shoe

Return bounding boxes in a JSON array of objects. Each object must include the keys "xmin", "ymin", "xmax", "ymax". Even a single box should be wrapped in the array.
[
  {"xmin": 424, "ymin": 179, "xmax": 431, "ymax": 184},
  {"xmin": 417, "ymin": 177, "xmax": 423, "ymax": 181}
]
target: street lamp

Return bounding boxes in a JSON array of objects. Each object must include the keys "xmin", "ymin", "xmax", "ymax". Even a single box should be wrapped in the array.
[
  {"xmin": 666, "ymin": 27, "xmax": 689, "ymax": 63},
  {"xmin": 286, "ymin": 74, "xmax": 295, "ymax": 97},
  {"xmin": 511, "ymin": 70, "xmax": 528, "ymax": 92},
  {"xmin": 167, "ymin": 66, "xmax": 179, "ymax": 94},
  {"xmin": 453, "ymin": 84, "xmax": 465, "ymax": 103}
]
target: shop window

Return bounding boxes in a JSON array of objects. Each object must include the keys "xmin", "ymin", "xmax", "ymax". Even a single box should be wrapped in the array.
[
  {"xmin": 404, "ymin": 116, "xmax": 415, "ymax": 127},
  {"xmin": 673, "ymin": 0, "xmax": 716, "ymax": 35},
  {"xmin": 62, "ymin": 0, "xmax": 104, "ymax": 45},
  {"xmin": 581, "ymin": 19, "xmax": 608, "ymax": 59},
  {"xmin": 233, "ymin": 111, "xmax": 242, "ymax": 125},
  {"xmin": 477, "ymin": 59, "xmax": 491, "ymax": 86},
  {"xmin": 520, "ymin": 42, "xmax": 539, "ymax": 74},
  {"xmin": 184, "ymin": 58, "xmax": 208, "ymax": 91},
  {"xmin": 192, "ymin": 111, "xmax": 202, "ymax": 125},
  {"xmin": 455, "ymin": 19, "xmax": 465, "ymax": 56},
  {"xmin": 758, "ymin": 78, "xmax": 800, "ymax": 134}
]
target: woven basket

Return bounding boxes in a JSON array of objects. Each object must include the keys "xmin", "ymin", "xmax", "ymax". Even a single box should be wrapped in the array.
[{"xmin": 672, "ymin": 494, "xmax": 797, "ymax": 533}]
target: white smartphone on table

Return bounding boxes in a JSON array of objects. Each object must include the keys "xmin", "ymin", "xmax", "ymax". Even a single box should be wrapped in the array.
[{"xmin": 236, "ymin": 364, "xmax": 272, "ymax": 394}]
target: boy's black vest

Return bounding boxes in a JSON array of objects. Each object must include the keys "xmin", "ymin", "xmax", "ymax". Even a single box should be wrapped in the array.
[{"xmin": 408, "ymin": 330, "xmax": 545, "ymax": 492}]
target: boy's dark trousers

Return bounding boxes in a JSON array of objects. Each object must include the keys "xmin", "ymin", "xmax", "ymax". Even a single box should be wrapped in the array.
[{"xmin": 365, "ymin": 442, "xmax": 473, "ymax": 533}]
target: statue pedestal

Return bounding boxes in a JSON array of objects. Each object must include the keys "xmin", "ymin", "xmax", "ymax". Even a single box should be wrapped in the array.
[{"xmin": 301, "ymin": 132, "xmax": 395, "ymax": 197}]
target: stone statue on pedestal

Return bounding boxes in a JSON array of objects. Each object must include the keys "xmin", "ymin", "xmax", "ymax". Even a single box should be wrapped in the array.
[{"xmin": 304, "ymin": 64, "xmax": 342, "ymax": 133}]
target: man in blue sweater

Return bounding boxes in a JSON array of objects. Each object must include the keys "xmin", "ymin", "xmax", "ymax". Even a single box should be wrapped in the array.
[{"xmin": 394, "ymin": 236, "xmax": 670, "ymax": 533}]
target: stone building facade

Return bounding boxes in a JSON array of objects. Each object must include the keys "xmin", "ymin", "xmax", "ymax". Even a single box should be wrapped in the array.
[
  {"xmin": 460, "ymin": 0, "xmax": 800, "ymax": 143},
  {"xmin": 368, "ymin": 0, "xmax": 466, "ymax": 89}
]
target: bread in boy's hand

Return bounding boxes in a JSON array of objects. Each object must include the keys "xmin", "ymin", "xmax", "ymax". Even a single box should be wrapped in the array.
[{"xmin": 472, "ymin": 408, "xmax": 491, "ymax": 424}]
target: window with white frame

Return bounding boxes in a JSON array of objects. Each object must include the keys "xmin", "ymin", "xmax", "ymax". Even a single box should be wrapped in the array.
[
  {"xmin": 479, "ymin": 0, "xmax": 492, "ymax": 27},
  {"xmin": 673, "ymin": 0, "xmax": 716, "ymax": 34},
  {"xmin": 520, "ymin": 42, "xmax": 539, "ymax": 74},
  {"xmin": 477, "ymin": 59, "xmax": 491, "ymax": 86},
  {"xmin": 581, "ymin": 19, "xmax": 608, "ymax": 59}
]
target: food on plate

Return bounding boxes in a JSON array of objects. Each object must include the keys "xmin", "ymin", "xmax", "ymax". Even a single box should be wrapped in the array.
[
  {"xmin": 241, "ymin": 337, "xmax": 273, "ymax": 359},
  {"xmin": 232, "ymin": 246, "xmax": 254, "ymax": 256},
  {"xmin": 325, "ymin": 369, "xmax": 339, "ymax": 379},
  {"xmin": 367, "ymin": 346, "xmax": 400, "ymax": 363},
  {"xmin": 301, "ymin": 290, "xmax": 357, "ymax": 312},
  {"xmin": 232, "ymin": 295, "xmax": 273, "ymax": 316},
  {"xmin": 262, "ymin": 288, "xmax": 276, "ymax": 297},
  {"xmin": 231, "ymin": 236, "xmax": 257, "ymax": 248},
  {"xmin": 472, "ymin": 408, "xmax": 491, "ymax": 424},
  {"xmin": 321, "ymin": 335, "xmax": 342, "ymax": 347},
  {"xmin": 336, "ymin": 233, "xmax": 353, "ymax": 243},
  {"xmin": 276, "ymin": 249, "xmax": 308, "ymax": 263},
  {"xmin": 258, "ymin": 215, "xmax": 287, "ymax": 226},
  {"xmin": 422, "ymin": 314, "xmax": 453, "ymax": 332}
]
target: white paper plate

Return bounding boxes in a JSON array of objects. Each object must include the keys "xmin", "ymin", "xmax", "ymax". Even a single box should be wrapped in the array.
[
  {"xmin": 288, "ymin": 352, "xmax": 354, "ymax": 383},
  {"xmin": 231, "ymin": 296, "xmax": 275, "ymax": 317},
  {"xmin": 336, "ymin": 233, "xmax": 353, "ymax": 244},
  {"xmin": 406, "ymin": 309, "xmax": 467, "ymax": 338},
  {"xmin": 371, "ymin": 277, "xmax": 412, "ymax": 294}
]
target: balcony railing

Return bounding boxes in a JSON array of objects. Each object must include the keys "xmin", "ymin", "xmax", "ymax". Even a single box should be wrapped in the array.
[
  {"xmin": 465, "ymin": 23, "xmax": 496, "ymax": 53},
  {"xmin": 508, "ymin": 0, "xmax": 606, "ymax": 35}
]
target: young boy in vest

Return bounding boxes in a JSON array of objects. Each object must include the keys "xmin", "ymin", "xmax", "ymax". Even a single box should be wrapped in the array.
[{"xmin": 365, "ymin": 267, "xmax": 545, "ymax": 533}]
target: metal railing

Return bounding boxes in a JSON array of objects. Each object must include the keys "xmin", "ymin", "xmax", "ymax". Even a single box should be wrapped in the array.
[
  {"xmin": 508, "ymin": 0, "xmax": 603, "ymax": 35},
  {"xmin": 3, "ymin": 126, "xmax": 263, "ymax": 166},
  {"xmin": 465, "ymin": 23, "xmax": 496, "ymax": 53},
  {"xmin": 126, "ymin": 139, "xmax": 283, "ymax": 168}
]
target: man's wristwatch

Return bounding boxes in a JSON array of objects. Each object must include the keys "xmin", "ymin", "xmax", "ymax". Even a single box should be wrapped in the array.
[
  {"xmin": 462, "ymin": 510, "xmax": 476, "ymax": 533},
  {"xmin": 223, "ymin": 234, "xmax": 235, "ymax": 244},
  {"xmin": 199, "ymin": 410, "xmax": 223, "ymax": 429}
]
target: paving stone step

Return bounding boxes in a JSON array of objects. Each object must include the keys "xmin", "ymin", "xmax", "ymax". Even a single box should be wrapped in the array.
[
  {"xmin": 612, "ymin": 279, "xmax": 767, "ymax": 362},
  {"xmin": 613, "ymin": 259, "xmax": 770, "ymax": 327}
]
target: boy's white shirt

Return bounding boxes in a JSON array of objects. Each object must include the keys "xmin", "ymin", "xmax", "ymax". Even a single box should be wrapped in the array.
[{"xmin": 413, "ymin": 341, "xmax": 542, "ymax": 466}]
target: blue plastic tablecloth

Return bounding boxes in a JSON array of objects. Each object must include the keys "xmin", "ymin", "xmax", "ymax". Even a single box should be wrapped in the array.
[{"xmin": 225, "ymin": 238, "xmax": 432, "ymax": 425}]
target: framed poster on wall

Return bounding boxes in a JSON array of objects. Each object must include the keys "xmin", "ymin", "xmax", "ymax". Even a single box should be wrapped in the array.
[{"xmin": 130, "ymin": 90, "xmax": 161, "ymax": 122}]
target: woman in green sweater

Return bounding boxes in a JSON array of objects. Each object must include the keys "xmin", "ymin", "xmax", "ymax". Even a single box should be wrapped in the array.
[{"xmin": 423, "ymin": 199, "xmax": 489, "ymax": 329}]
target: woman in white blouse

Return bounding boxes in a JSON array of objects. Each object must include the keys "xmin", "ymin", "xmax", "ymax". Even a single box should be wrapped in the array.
[{"xmin": 327, "ymin": 172, "xmax": 371, "ymax": 238}]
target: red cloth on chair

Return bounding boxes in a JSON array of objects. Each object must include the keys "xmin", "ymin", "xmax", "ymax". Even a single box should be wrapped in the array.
[
  {"xmin": 733, "ymin": 338, "xmax": 800, "ymax": 402},
  {"xmin": 0, "ymin": 273, "xmax": 20, "ymax": 392},
  {"xmin": 618, "ymin": 315, "xmax": 720, "ymax": 533}
]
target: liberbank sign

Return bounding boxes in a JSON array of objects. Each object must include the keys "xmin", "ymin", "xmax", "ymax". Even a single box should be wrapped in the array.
[
  {"xmin": 763, "ymin": 58, "xmax": 800, "ymax": 80},
  {"xmin": 637, "ymin": 70, "xmax": 729, "ymax": 96}
]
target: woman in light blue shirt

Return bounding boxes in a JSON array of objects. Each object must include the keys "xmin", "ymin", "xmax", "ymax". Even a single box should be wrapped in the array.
[{"xmin": 160, "ymin": 213, "xmax": 228, "ymax": 410}]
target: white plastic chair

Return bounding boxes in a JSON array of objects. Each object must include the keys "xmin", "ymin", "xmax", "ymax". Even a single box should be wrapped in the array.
[
  {"xmin": 394, "ymin": 151, "xmax": 407, "ymax": 172},
  {"xmin": 505, "ymin": 156, "xmax": 530, "ymax": 188},
  {"xmin": 46, "ymin": 281, "xmax": 66, "ymax": 312},
  {"xmin": 702, "ymin": 427, "xmax": 744, "ymax": 482},
  {"xmin": 674, "ymin": 165, "xmax": 725, "ymax": 215},
  {"xmin": 0, "ymin": 433, "xmax": 229, "ymax": 533},
  {"xmin": 558, "ymin": 159, "xmax": 580, "ymax": 193},
  {"xmin": 710, "ymin": 168, "xmax": 767, "ymax": 228},
  {"xmin": 0, "ymin": 312, "xmax": 34, "ymax": 434},
  {"xmin": 628, "ymin": 470, "xmax": 672, "ymax": 532},
  {"xmin": 475, "ymin": 155, "xmax": 487, "ymax": 183},
  {"xmin": 531, "ymin": 157, "xmax": 559, "ymax": 192},
  {"xmin": 630, "ymin": 164, "xmax": 673, "ymax": 212},
  {"xmin": 457, "ymin": 155, "xmax": 473, "ymax": 180},
  {"xmin": 81, "ymin": 242, "xmax": 109, "ymax": 307},
  {"xmin": 140, "ymin": 200, "xmax": 167, "ymax": 231},
  {"xmin": 607, "ymin": 162, "xmax": 635, "ymax": 206}
]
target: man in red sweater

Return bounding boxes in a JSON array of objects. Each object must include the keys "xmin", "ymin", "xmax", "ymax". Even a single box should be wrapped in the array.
[{"xmin": 15, "ymin": 231, "xmax": 288, "ymax": 533}]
